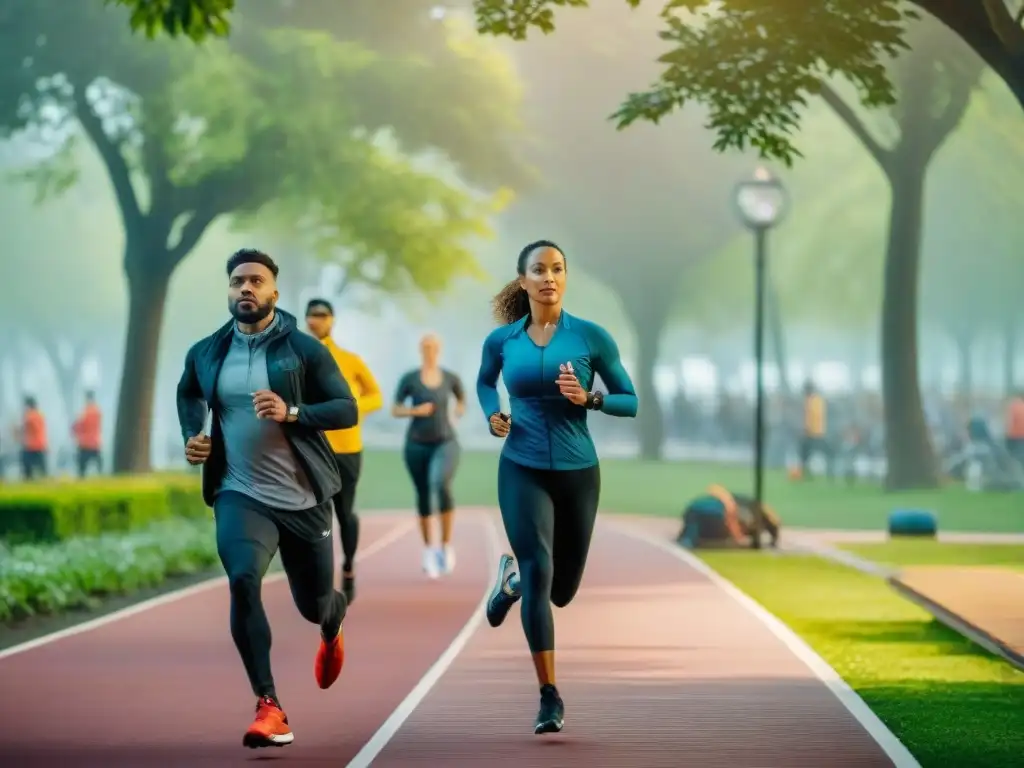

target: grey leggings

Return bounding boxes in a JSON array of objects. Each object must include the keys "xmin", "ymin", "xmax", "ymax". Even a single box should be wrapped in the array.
[{"xmin": 403, "ymin": 439, "xmax": 461, "ymax": 518}]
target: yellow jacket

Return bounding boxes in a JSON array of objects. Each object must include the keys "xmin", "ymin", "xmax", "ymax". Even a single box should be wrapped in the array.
[
  {"xmin": 321, "ymin": 338, "xmax": 383, "ymax": 454},
  {"xmin": 804, "ymin": 393, "xmax": 826, "ymax": 437}
]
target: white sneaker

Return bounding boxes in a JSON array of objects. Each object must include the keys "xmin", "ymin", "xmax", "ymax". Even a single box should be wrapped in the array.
[
  {"xmin": 422, "ymin": 546, "xmax": 440, "ymax": 579},
  {"xmin": 440, "ymin": 545, "xmax": 456, "ymax": 575}
]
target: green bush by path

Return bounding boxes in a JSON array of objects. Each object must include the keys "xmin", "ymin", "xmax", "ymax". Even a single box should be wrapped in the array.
[
  {"xmin": 0, "ymin": 473, "xmax": 205, "ymax": 543},
  {"xmin": 2, "ymin": 450, "xmax": 1022, "ymax": 544},
  {"xmin": 0, "ymin": 516, "xmax": 218, "ymax": 623},
  {"xmin": 699, "ymin": 550, "xmax": 1024, "ymax": 767}
]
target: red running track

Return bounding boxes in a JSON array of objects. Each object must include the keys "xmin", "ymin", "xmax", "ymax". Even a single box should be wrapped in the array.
[
  {"xmin": 0, "ymin": 514, "xmax": 492, "ymax": 767},
  {"xmin": 0, "ymin": 511, "xmax": 915, "ymax": 768}
]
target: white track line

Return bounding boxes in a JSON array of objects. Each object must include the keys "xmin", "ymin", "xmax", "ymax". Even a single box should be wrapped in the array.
[
  {"xmin": 611, "ymin": 522, "xmax": 922, "ymax": 768},
  {"xmin": 0, "ymin": 519, "xmax": 415, "ymax": 662},
  {"xmin": 345, "ymin": 517, "xmax": 499, "ymax": 768}
]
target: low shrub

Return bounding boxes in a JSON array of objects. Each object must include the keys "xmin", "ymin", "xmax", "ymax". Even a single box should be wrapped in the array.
[
  {"xmin": 0, "ymin": 473, "xmax": 206, "ymax": 543},
  {"xmin": 0, "ymin": 516, "xmax": 218, "ymax": 623}
]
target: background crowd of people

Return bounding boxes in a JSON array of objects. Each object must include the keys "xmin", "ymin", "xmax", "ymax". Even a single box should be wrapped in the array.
[{"xmin": 5, "ymin": 372, "xmax": 1023, "ymax": 490}]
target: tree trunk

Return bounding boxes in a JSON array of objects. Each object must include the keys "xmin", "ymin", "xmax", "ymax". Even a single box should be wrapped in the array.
[
  {"xmin": 632, "ymin": 323, "xmax": 665, "ymax": 460},
  {"xmin": 955, "ymin": 333, "xmax": 973, "ymax": 400},
  {"xmin": 618, "ymin": 290, "xmax": 670, "ymax": 461},
  {"xmin": 879, "ymin": 168, "xmax": 939, "ymax": 490},
  {"xmin": 1006, "ymin": 316, "xmax": 1019, "ymax": 396},
  {"xmin": 112, "ymin": 246, "xmax": 173, "ymax": 474}
]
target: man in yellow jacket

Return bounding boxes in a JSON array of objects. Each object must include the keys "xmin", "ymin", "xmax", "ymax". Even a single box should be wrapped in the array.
[{"xmin": 305, "ymin": 299, "xmax": 383, "ymax": 605}]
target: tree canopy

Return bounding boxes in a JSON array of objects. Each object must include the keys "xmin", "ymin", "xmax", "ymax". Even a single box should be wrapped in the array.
[
  {"xmin": 0, "ymin": 1, "xmax": 528, "ymax": 470},
  {"xmin": 470, "ymin": 0, "xmax": 1024, "ymax": 164},
  {"xmin": 109, "ymin": 0, "xmax": 1024, "ymax": 165}
]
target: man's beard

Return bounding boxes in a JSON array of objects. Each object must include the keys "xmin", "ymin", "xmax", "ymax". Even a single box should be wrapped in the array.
[{"xmin": 230, "ymin": 297, "xmax": 275, "ymax": 324}]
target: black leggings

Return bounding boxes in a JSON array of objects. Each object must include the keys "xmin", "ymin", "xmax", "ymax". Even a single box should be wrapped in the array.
[
  {"xmin": 77, "ymin": 448, "xmax": 101, "ymax": 478},
  {"xmin": 403, "ymin": 439, "xmax": 461, "ymax": 518},
  {"xmin": 497, "ymin": 455, "xmax": 601, "ymax": 653},
  {"xmin": 214, "ymin": 490, "xmax": 347, "ymax": 700},
  {"xmin": 20, "ymin": 450, "xmax": 46, "ymax": 480},
  {"xmin": 332, "ymin": 452, "xmax": 362, "ymax": 571}
]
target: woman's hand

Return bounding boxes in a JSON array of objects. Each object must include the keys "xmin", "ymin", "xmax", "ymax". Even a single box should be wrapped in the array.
[
  {"xmin": 489, "ymin": 412, "xmax": 511, "ymax": 437},
  {"xmin": 410, "ymin": 402, "xmax": 435, "ymax": 417},
  {"xmin": 557, "ymin": 362, "xmax": 588, "ymax": 406}
]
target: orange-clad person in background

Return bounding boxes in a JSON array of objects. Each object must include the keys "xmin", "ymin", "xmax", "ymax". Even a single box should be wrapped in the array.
[
  {"xmin": 1006, "ymin": 391, "xmax": 1024, "ymax": 466},
  {"xmin": 72, "ymin": 390, "xmax": 103, "ymax": 478},
  {"xmin": 20, "ymin": 396, "xmax": 48, "ymax": 480}
]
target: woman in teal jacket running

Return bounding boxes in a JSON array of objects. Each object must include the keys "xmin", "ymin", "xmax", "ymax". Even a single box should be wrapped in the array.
[{"xmin": 476, "ymin": 240, "xmax": 638, "ymax": 735}]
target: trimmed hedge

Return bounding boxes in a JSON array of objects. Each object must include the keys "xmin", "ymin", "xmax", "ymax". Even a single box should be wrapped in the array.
[
  {"xmin": 0, "ymin": 516, "xmax": 218, "ymax": 623},
  {"xmin": 0, "ymin": 473, "xmax": 207, "ymax": 543}
]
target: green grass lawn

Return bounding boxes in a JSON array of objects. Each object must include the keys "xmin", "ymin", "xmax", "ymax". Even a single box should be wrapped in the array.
[
  {"xmin": 354, "ymin": 449, "xmax": 1024, "ymax": 532},
  {"xmin": 837, "ymin": 540, "xmax": 1024, "ymax": 570},
  {"xmin": 4, "ymin": 449, "xmax": 1022, "ymax": 533},
  {"xmin": 699, "ymin": 550, "xmax": 1024, "ymax": 768}
]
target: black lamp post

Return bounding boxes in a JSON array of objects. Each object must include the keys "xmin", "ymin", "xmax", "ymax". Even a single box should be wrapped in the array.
[{"xmin": 733, "ymin": 167, "xmax": 788, "ymax": 550}]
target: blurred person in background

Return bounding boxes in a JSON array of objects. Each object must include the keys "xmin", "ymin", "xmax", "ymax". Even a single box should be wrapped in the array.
[
  {"xmin": 305, "ymin": 297, "xmax": 384, "ymax": 606},
  {"xmin": 1006, "ymin": 391, "xmax": 1024, "ymax": 466},
  {"xmin": 177, "ymin": 248, "xmax": 357, "ymax": 750},
  {"xmin": 19, "ymin": 396, "xmax": 48, "ymax": 480},
  {"xmin": 478, "ymin": 241, "xmax": 638, "ymax": 735},
  {"xmin": 72, "ymin": 390, "xmax": 102, "ymax": 478},
  {"xmin": 391, "ymin": 333, "xmax": 466, "ymax": 579},
  {"xmin": 800, "ymin": 380, "xmax": 832, "ymax": 478}
]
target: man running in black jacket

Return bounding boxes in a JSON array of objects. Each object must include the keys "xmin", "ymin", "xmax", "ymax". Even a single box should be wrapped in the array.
[{"xmin": 177, "ymin": 248, "xmax": 358, "ymax": 750}]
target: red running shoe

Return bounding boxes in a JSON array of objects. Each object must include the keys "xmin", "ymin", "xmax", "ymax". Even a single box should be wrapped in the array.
[
  {"xmin": 242, "ymin": 696, "xmax": 294, "ymax": 748},
  {"xmin": 315, "ymin": 627, "xmax": 345, "ymax": 689}
]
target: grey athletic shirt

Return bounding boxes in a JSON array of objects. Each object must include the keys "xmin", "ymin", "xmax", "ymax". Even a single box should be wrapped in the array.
[
  {"xmin": 216, "ymin": 315, "xmax": 317, "ymax": 511},
  {"xmin": 394, "ymin": 369, "xmax": 464, "ymax": 444}
]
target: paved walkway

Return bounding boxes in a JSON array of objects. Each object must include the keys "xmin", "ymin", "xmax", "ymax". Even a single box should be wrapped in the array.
[{"xmin": 0, "ymin": 511, "xmax": 917, "ymax": 767}]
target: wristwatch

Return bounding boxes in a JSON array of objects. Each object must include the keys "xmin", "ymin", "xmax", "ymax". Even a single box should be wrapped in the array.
[
  {"xmin": 287, "ymin": 405, "xmax": 300, "ymax": 422},
  {"xmin": 586, "ymin": 391, "xmax": 604, "ymax": 411}
]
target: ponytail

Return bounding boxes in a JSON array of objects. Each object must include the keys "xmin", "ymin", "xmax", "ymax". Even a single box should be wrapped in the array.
[
  {"xmin": 492, "ymin": 239, "xmax": 565, "ymax": 325},
  {"xmin": 491, "ymin": 279, "xmax": 530, "ymax": 325}
]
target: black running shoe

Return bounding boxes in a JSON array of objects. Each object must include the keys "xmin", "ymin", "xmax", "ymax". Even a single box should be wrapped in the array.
[
  {"xmin": 485, "ymin": 553, "xmax": 520, "ymax": 628},
  {"xmin": 534, "ymin": 684, "xmax": 564, "ymax": 734},
  {"xmin": 342, "ymin": 573, "xmax": 356, "ymax": 607}
]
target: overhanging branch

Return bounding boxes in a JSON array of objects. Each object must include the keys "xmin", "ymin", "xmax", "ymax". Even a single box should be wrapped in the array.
[
  {"xmin": 933, "ymin": 68, "xmax": 983, "ymax": 141},
  {"xmin": 914, "ymin": 0, "xmax": 1024, "ymax": 108},
  {"xmin": 167, "ymin": 207, "xmax": 219, "ymax": 267},
  {"xmin": 819, "ymin": 84, "xmax": 893, "ymax": 173},
  {"xmin": 981, "ymin": 0, "xmax": 1024, "ymax": 53},
  {"xmin": 72, "ymin": 87, "xmax": 142, "ymax": 234},
  {"xmin": 141, "ymin": 133, "xmax": 175, "ymax": 216}
]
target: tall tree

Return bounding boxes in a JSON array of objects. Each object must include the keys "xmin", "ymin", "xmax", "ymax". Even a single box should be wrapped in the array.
[
  {"xmin": 114, "ymin": 1, "xmax": 1024, "ymax": 164},
  {"xmin": 938, "ymin": 75, "xmax": 1024, "ymax": 395},
  {"xmin": 816, "ymin": 20, "xmax": 983, "ymax": 488},
  {"xmin": 0, "ymin": 2, "xmax": 527, "ymax": 472},
  {"xmin": 921, "ymin": 85, "xmax": 1024, "ymax": 398},
  {"xmin": 470, "ymin": 1, "xmax": 1024, "ymax": 164},
  {"xmin": 503, "ymin": 2, "xmax": 748, "ymax": 458}
]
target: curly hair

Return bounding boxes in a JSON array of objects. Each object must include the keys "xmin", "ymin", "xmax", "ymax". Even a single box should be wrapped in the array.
[
  {"xmin": 226, "ymin": 248, "xmax": 279, "ymax": 279},
  {"xmin": 491, "ymin": 240, "xmax": 565, "ymax": 325}
]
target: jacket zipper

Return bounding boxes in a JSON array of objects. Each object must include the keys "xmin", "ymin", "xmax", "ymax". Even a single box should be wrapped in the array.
[{"xmin": 540, "ymin": 344, "xmax": 553, "ymax": 469}]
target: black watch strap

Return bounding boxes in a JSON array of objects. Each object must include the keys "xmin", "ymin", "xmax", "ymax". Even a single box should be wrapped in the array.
[{"xmin": 587, "ymin": 391, "xmax": 604, "ymax": 411}]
